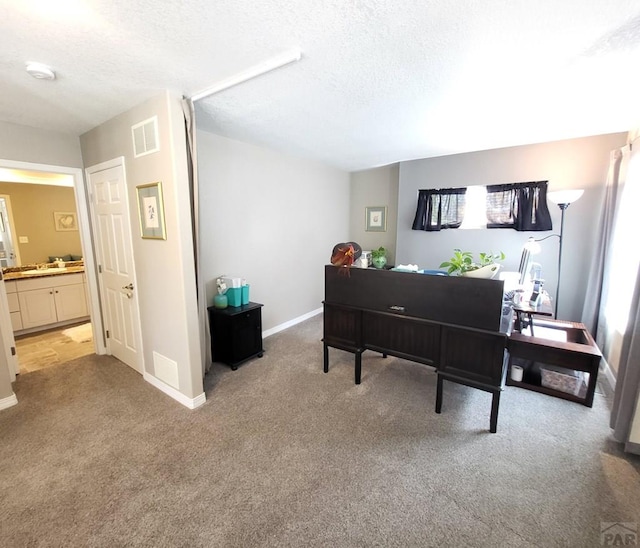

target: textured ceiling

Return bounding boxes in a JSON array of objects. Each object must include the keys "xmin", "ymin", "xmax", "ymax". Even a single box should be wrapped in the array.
[{"xmin": 1, "ymin": 0, "xmax": 640, "ymax": 171}]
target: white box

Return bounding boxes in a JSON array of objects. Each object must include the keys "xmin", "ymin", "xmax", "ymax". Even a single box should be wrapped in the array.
[
  {"xmin": 222, "ymin": 277, "xmax": 242, "ymax": 288},
  {"xmin": 540, "ymin": 366, "xmax": 587, "ymax": 398}
]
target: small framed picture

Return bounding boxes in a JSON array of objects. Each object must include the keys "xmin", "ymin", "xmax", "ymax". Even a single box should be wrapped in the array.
[
  {"xmin": 53, "ymin": 212, "xmax": 78, "ymax": 231},
  {"xmin": 136, "ymin": 182, "xmax": 166, "ymax": 240},
  {"xmin": 365, "ymin": 206, "xmax": 387, "ymax": 232}
]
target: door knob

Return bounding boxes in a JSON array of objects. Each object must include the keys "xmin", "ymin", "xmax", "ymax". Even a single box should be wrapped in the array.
[{"xmin": 122, "ymin": 283, "xmax": 134, "ymax": 291}]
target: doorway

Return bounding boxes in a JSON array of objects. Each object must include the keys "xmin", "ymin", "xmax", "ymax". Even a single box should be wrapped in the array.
[{"xmin": 0, "ymin": 158, "xmax": 106, "ymax": 379}]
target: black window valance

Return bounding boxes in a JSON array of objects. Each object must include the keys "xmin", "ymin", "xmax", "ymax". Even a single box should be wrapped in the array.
[
  {"xmin": 486, "ymin": 180, "xmax": 552, "ymax": 231},
  {"xmin": 412, "ymin": 188, "xmax": 467, "ymax": 231}
]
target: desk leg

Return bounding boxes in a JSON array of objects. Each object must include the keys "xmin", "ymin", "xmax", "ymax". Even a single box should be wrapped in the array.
[
  {"xmin": 583, "ymin": 357, "xmax": 599, "ymax": 408},
  {"xmin": 435, "ymin": 375, "xmax": 443, "ymax": 414},
  {"xmin": 490, "ymin": 391, "xmax": 501, "ymax": 433},
  {"xmin": 355, "ymin": 351, "xmax": 362, "ymax": 385},
  {"xmin": 323, "ymin": 343, "xmax": 329, "ymax": 373},
  {"xmin": 514, "ymin": 312, "xmax": 523, "ymax": 333}
]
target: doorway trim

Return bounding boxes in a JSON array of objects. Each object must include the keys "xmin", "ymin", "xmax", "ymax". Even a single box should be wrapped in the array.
[{"xmin": 0, "ymin": 158, "xmax": 106, "ymax": 358}]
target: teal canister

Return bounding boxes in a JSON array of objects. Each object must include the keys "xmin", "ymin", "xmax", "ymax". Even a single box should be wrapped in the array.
[
  {"xmin": 241, "ymin": 284, "xmax": 250, "ymax": 305},
  {"xmin": 214, "ymin": 293, "xmax": 228, "ymax": 309}
]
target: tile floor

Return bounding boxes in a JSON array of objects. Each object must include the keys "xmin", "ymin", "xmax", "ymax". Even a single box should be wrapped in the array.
[{"xmin": 14, "ymin": 322, "xmax": 95, "ymax": 373}]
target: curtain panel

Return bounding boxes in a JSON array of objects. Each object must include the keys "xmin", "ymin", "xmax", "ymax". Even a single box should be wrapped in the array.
[
  {"xmin": 486, "ymin": 181, "xmax": 553, "ymax": 231},
  {"xmin": 182, "ymin": 97, "xmax": 212, "ymax": 376},
  {"xmin": 411, "ymin": 188, "xmax": 467, "ymax": 231}
]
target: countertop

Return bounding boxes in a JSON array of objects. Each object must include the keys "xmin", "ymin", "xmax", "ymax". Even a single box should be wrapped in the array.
[{"xmin": 2, "ymin": 263, "xmax": 85, "ymax": 281}]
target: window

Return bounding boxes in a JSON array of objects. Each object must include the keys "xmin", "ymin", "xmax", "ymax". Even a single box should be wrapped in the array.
[
  {"xmin": 412, "ymin": 180, "xmax": 553, "ymax": 232},
  {"xmin": 604, "ymin": 151, "xmax": 640, "ymax": 336},
  {"xmin": 459, "ymin": 186, "xmax": 488, "ymax": 229}
]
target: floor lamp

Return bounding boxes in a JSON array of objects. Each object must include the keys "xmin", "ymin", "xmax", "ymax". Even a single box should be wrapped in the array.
[{"xmin": 547, "ymin": 189, "xmax": 584, "ymax": 318}]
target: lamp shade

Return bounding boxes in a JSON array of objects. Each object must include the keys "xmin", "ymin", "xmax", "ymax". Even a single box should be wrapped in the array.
[
  {"xmin": 547, "ymin": 189, "xmax": 584, "ymax": 206},
  {"xmin": 523, "ymin": 237, "xmax": 542, "ymax": 255}
]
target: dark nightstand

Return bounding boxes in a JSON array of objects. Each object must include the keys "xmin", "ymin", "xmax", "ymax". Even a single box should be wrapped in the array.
[{"xmin": 208, "ymin": 302, "xmax": 264, "ymax": 370}]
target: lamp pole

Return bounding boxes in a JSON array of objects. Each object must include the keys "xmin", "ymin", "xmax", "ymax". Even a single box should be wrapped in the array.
[
  {"xmin": 555, "ymin": 203, "xmax": 569, "ymax": 319},
  {"xmin": 547, "ymin": 189, "xmax": 584, "ymax": 320}
]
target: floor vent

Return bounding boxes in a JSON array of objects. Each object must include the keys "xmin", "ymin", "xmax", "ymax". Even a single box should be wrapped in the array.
[{"xmin": 131, "ymin": 116, "xmax": 159, "ymax": 158}]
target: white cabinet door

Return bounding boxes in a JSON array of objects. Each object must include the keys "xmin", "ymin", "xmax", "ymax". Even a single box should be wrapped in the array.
[
  {"xmin": 10, "ymin": 312, "xmax": 22, "ymax": 331},
  {"xmin": 7, "ymin": 292, "xmax": 22, "ymax": 330},
  {"xmin": 54, "ymin": 284, "xmax": 88, "ymax": 322},
  {"xmin": 18, "ymin": 288, "xmax": 57, "ymax": 329}
]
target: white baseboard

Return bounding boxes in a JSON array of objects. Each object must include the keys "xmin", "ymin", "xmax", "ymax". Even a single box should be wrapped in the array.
[
  {"xmin": 601, "ymin": 358, "xmax": 616, "ymax": 391},
  {"xmin": 263, "ymin": 307, "xmax": 323, "ymax": 338},
  {"xmin": 143, "ymin": 372, "xmax": 206, "ymax": 409},
  {"xmin": 0, "ymin": 393, "xmax": 18, "ymax": 411}
]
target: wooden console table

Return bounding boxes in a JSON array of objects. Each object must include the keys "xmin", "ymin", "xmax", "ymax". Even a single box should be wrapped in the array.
[{"xmin": 323, "ymin": 266, "xmax": 510, "ymax": 432}]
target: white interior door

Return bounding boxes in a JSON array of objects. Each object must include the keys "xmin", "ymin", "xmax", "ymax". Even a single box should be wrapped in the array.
[{"xmin": 86, "ymin": 160, "xmax": 142, "ymax": 373}]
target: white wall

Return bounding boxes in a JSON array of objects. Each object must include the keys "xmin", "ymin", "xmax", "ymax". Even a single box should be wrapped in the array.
[
  {"xmin": 80, "ymin": 92, "xmax": 203, "ymax": 401},
  {"xmin": 350, "ymin": 164, "xmax": 399, "ymax": 265},
  {"xmin": 0, "ymin": 122, "xmax": 83, "ymax": 402},
  {"xmin": 197, "ymin": 130, "xmax": 350, "ymax": 331},
  {"xmin": 397, "ymin": 132, "xmax": 628, "ymax": 321}
]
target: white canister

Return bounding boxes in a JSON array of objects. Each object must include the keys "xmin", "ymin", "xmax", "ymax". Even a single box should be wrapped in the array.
[{"xmin": 510, "ymin": 365, "xmax": 524, "ymax": 382}]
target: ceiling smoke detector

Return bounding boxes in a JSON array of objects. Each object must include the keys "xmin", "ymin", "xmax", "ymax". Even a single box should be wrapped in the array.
[{"xmin": 26, "ymin": 62, "xmax": 56, "ymax": 80}]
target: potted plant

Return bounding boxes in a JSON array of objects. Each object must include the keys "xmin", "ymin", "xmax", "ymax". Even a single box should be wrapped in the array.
[
  {"xmin": 439, "ymin": 249, "xmax": 505, "ymax": 278},
  {"xmin": 371, "ymin": 246, "xmax": 387, "ymax": 269}
]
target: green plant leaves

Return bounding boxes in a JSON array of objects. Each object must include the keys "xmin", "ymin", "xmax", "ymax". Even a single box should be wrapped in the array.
[{"xmin": 440, "ymin": 249, "xmax": 505, "ymax": 275}]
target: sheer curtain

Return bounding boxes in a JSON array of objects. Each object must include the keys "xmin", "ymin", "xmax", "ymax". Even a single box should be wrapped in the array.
[{"xmin": 583, "ymin": 135, "xmax": 640, "ymax": 455}]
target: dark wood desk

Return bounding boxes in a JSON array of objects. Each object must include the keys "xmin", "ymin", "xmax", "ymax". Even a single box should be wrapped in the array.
[{"xmin": 322, "ymin": 266, "xmax": 510, "ymax": 432}]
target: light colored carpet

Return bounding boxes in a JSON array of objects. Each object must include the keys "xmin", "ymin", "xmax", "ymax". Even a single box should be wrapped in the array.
[{"xmin": 1, "ymin": 314, "xmax": 639, "ymax": 547}]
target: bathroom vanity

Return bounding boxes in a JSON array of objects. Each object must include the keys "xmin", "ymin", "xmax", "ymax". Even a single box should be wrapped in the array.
[{"xmin": 3, "ymin": 263, "xmax": 89, "ymax": 334}]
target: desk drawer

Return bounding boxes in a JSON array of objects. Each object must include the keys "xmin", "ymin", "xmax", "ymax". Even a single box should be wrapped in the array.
[
  {"xmin": 324, "ymin": 304, "xmax": 361, "ymax": 350},
  {"xmin": 362, "ymin": 311, "xmax": 440, "ymax": 364}
]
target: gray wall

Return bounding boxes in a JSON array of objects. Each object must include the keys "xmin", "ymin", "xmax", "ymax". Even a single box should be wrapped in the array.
[
  {"xmin": 396, "ymin": 132, "xmax": 628, "ymax": 320},
  {"xmin": 197, "ymin": 130, "xmax": 350, "ymax": 331},
  {"xmin": 0, "ymin": 122, "xmax": 83, "ymax": 401},
  {"xmin": 350, "ymin": 164, "xmax": 399, "ymax": 265},
  {"xmin": 0, "ymin": 121, "xmax": 83, "ymax": 167},
  {"xmin": 81, "ymin": 92, "xmax": 203, "ymax": 400}
]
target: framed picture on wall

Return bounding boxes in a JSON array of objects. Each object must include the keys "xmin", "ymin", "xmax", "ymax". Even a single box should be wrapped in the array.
[
  {"xmin": 365, "ymin": 206, "xmax": 387, "ymax": 232},
  {"xmin": 53, "ymin": 212, "xmax": 78, "ymax": 231},
  {"xmin": 136, "ymin": 182, "xmax": 166, "ymax": 240}
]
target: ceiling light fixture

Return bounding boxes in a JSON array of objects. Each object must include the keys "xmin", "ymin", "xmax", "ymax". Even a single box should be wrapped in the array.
[
  {"xmin": 26, "ymin": 62, "xmax": 56, "ymax": 80},
  {"xmin": 190, "ymin": 48, "xmax": 302, "ymax": 102}
]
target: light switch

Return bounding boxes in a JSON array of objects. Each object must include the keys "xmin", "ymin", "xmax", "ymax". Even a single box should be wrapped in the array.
[{"xmin": 18, "ymin": 236, "xmax": 29, "ymax": 244}]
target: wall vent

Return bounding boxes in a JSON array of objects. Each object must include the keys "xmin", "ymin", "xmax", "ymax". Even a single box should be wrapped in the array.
[
  {"xmin": 131, "ymin": 116, "xmax": 159, "ymax": 158},
  {"xmin": 153, "ymin": 351, "xmax": 179, "ymax": 389}
]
